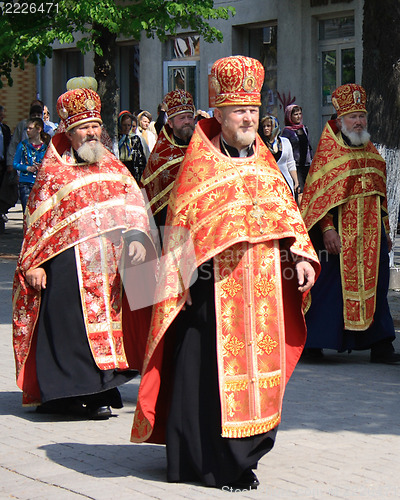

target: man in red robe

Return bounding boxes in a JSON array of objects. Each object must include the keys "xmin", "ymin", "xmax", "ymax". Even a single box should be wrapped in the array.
[
  {"xmin": 13, "ymin": 87, "xmax": 156, "ymax": 419},
  {"xmin": 300, "ymin": 83, "xmax": 400, "ymax": 364},
  {"xmin": 131, "ymin": 56, "xmax": 320, "ymax": 490},
  {"xmin": 140, "ymin": 89, "xmax": 195, "ymax": 227}
]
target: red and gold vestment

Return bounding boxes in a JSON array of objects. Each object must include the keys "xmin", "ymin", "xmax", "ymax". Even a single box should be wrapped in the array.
[
  {"xmin": 13, "ymin": 133, "xmax": 154, "ymax": 405},
  {"xmin": 300, "ymin": 120, "xmax": 389, "ymax": 331},
  {"xmin": 131, "ymin": 118, "xmax": 319, "ymax": 443},
  {"xmin": 140, "ymin": 124, "xmax": 188, "ymax": 217}
]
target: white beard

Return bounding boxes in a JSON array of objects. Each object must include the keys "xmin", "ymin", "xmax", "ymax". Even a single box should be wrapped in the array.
[
  {"xmin": 341, "ymin": 121, "xmax": 370, "ymax": 146},
  {"xmin": 77, "ymin": 140, "xmax": 105, "ymax": 163}
]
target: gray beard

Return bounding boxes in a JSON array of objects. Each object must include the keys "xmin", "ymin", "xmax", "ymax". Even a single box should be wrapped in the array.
[
  {"xmin": 77, "ymin": 141, "xmax": 105, "ymax": 163},
  {"xmin": 177, "ymin": 125, "xmax": 194, "ymax": 143},
  {"xmin": 341, "ymin": 122, "xmax": 370, "ymax": 146},
  {"xmin": 233, "ymin": 129, "xmax": 256, "ymax": 150}
]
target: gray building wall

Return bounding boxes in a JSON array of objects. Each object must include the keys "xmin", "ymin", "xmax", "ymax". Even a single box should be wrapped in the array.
[{"xmin": 129, "ymin": 0, "xmax": 363, "ymax": 150}]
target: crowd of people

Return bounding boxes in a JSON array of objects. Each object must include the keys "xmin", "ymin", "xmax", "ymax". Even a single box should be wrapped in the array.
[{"xmin": 3, "ymin": 55, "xmax": 400, "ymax": 492}]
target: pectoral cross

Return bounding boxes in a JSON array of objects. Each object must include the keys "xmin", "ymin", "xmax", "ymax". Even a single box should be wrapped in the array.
[
  {"xmin": 92, "ymin": 205, "xmax": 104, "ymax": 228},
  {"xmin": 361, "ymin": 175, "xmax": 366, "ymax": 190},
  {"xmin": 250, "ymin": 202, "xmax": 266, "ymax": 234}
]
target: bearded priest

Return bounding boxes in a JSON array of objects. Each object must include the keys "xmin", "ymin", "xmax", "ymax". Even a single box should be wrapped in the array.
[{"xmin": 12, "ymin": 85, "xmax": 156, "ymax": 420}]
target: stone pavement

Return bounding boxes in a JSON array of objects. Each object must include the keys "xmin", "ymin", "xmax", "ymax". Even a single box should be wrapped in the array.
[{"xmin": 0, "ymin": 205, "xmax": 400, "ymax": 499}]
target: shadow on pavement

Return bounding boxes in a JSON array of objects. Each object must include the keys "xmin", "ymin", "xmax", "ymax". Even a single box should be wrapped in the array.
[
  {"xmin": 282, "ymin": 354, "xmax": 400, "ymax": 436},
  {"xmin": 39, "ymin": 441, "xmax": 169, "ymax": 482}
]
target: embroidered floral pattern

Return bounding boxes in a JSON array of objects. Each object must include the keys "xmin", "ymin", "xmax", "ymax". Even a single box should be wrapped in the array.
[
  {"xmin": 223, "ymin": 334, "xmax": 245, "ymax": 356},
  {"xmin": 257, "ymin": 332, "xmax": 279, "ymax": 355},
  {"xmin": 13, "ymin": 140, "xmax": 153, "ymax": 405},
  {"xmin": 221, "ymin": 277, "xmax": 243, "ymax": 298}
]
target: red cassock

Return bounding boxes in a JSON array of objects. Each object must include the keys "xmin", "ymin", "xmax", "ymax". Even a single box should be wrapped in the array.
[
  {"xmin": 140, "ymin": 123, "xmax": 189, "ymax": 217},
  {"xmin": 300, "ymin": 119, "xmax": 389, "ymax": 330},
  {"xmin": 13, "ymin": 133, "xmax": 156, "ymax": 405},
  {"xmin": 131, "ymin": 117, "xmax": 320, "ymax": 443}
]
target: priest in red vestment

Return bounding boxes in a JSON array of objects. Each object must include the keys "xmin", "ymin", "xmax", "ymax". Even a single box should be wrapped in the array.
[
  {"xmin": 130, "ymin": 56, "xmax": 320, "ymax": 490},
  {"xmin": 300, "ymin": 83, "xmax": 400, "ymax": 364},
  {"xmin": 13, "ymin": 87, "xmax": 156, "ymax": 419},
  {"xmin": 140, "ymin": 89, "xmax": 195, "ymax": 227}
]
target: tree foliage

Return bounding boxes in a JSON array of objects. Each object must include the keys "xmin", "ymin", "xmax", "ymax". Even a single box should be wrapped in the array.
[
  {"xmin": 0, "ymin": 0, "xmax": 234, "ymax": 141},
  {"xmin": 0, "ymin": 0, "xmax": 235, "ymax": 87}
]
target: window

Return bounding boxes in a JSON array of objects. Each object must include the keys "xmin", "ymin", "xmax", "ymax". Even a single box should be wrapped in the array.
[
  {"xmin": 319, "ymin": 16, "xmax": 355, "ymax": 120},
  {"xmin": 172, "ymin": 36, "xmax": 200, "ymax": 60},
  {"xmin": 53, "ymin": 50, "xmax": 84, "ymax": 102},
  {"xmin": 164, "ymin": 36, "xmax": 200, "ymax": 107},
  {"xmin": 247, "ymin": 25, "xmax": 278, "ymax": 119},
  {"xmin": 319, "ymin": 16, "xmax": 355, "ymax": 40},
  {"xmin": 163, "ymin": 61, "xmax": 199, "ymax": 107}
]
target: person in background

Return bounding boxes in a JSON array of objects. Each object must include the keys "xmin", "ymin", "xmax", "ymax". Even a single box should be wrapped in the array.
[
  {"xmin": 7, "ymin": 102, "xmax": 45, "ymax": 170},
  {"xmin": 281, "ymin": 104, "xmax": 313, "ymax": 200},
  {"xmin": 0, "ymin": 104, "xmax": 12, "ymax": 232},
  {"xmin": 43, "ymin": 105, "xmax": 58, "ymax": 136},
  {"xmin": 194, "ymin": 109, "xmax": 211, "ymax": 123},
  {"xmin": 154, "ymin": 102, "xmax": 168, "ymax": 135},
  {"xmin": 140, "ymin": 89, "xmax": 195, "ymax": 227},
  {"xmin": 118, "ymin": 110, "xmax": 147, "ymax": 183},
  {"xmin": 137, "ymin": 110, "xmax": 157, "ymax": 153},
  {"xmin": 260, "ymin": 114, "xmax": 299, "ymax": 199},
  {"xmin": 300, "ymin": 83, "xmax": 400, "ymax": 364},
  {"xmin": 13, "ymin": 117, "xmax": 50, "ymax": 213}
]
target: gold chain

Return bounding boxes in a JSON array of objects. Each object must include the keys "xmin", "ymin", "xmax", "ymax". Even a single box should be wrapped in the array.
[{"xmin": 350, "ymin": 149, "xmax": 367, "ymax": 190}]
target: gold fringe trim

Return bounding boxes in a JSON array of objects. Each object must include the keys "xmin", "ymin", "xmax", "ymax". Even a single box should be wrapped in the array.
[{"xmin": 221, "ymin": 413, "xmax": 281, "ymax": 438}]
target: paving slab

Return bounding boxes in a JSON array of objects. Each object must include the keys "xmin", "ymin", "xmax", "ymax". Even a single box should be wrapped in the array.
[{"xmin": 1, "ymin": 204, "xmax": 400, "ymax": 499}]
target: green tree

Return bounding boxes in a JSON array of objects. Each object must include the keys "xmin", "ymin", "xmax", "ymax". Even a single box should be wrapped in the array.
[{"xmin": 0, "ymin": 0, "xmax": 234, "ymax": 138}]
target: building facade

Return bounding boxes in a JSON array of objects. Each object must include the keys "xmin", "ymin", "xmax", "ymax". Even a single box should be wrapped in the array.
[
  {"xmin": 0, "ymin": 64, "xmax": 37, "ymax": 131},
  {"xmin": 39, "ymin": 0, "xmax": 363, "ymax": 151}
]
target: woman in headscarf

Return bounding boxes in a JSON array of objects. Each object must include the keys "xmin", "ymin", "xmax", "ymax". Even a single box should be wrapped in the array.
[
  {"xmin": 281, "ymin": 104, "xmax": 313, "ymax": 197},
  {"xmin": 118, "ymin": 111, "xmax": 147, "ymax": 183},
  {"xmin": 260, "ymin": 115, "xmax": 299, "ymax": 200}
]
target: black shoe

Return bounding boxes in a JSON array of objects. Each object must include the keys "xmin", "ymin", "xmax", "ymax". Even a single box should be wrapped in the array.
[
  {"xmin": 90, "ymin": 405, "xmax": 112, "ymax": 420},
  {"xmin": 36, "ymin": 399, "xmax": 89, "ymax": 417},
  {"xmin": 225, "ymin": 469, "xmax": 259, "ymax": 491},
  {"xmin": 370, "ymin": 352, "xmax": 400, "ymax": 365},
  {"xmin": 301, "ymin": 348, "xmax": 324, "ymax": 360}
]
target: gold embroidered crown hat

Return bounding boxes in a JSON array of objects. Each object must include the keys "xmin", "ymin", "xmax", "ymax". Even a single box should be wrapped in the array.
[
  {"xmin": 164, "ymin": 89, "xmax": 195, "ymax": 119},
  {"xmin": 331, "ymin": 84, "xmax": 367, "ymax": 118},
  {"xmin": 56, "ymin": 87, "xmax": 102, "ymax": 132},
  {"xmin": 210, "ymin": 55, "xmax": 265, "ymax": 107}
]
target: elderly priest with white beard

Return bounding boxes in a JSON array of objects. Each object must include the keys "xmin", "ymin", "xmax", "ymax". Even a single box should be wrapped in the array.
[{"xmin": 300, "ymin": 83, "xmax": 400, "ymax": 364}]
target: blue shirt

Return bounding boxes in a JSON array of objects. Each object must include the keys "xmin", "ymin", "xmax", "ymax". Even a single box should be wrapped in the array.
[{"xmin": 13, "ymin": 140, "xmax": 48, "ymax": 185}]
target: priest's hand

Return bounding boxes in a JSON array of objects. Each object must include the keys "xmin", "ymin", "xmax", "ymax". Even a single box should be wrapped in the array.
[
  {"xmin": 295, "ymin": 260, "xmax": 315, "ymax": 293},
  {"xmin": 129, "ymin": 241, "xmax": 146, "ymax": 264},
  {"xmin": 323, "ymin": 229, "xmax": 341, "ymax": 254},
  {"xmin": 26, "ymin": 267, "xmax": 47, "ymax": 291}
]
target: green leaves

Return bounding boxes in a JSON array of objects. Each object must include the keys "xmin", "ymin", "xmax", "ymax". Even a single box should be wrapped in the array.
[{"xmin": 0, "ymin": 0, "xmax": 235, "ymax": 87}]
